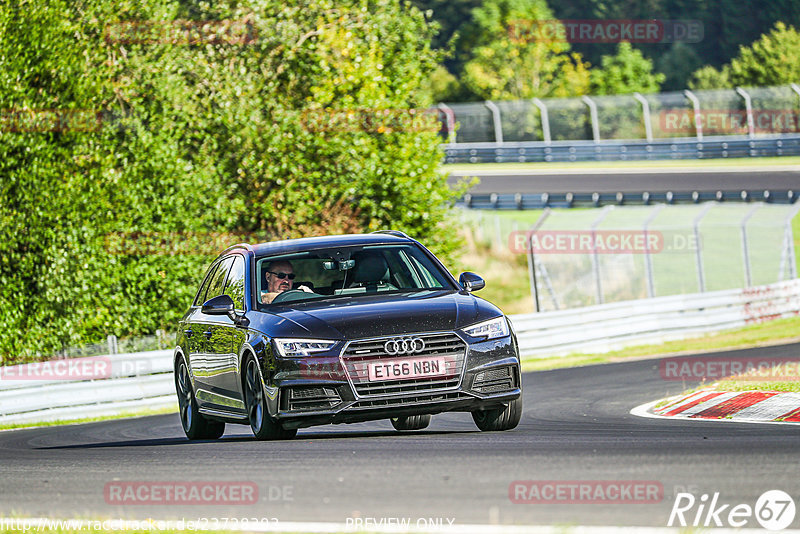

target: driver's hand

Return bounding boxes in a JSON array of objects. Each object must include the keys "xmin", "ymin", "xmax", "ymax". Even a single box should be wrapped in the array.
[{"xmin": 297, "ymin": 285, "xmax": 313, "ymax": 293}]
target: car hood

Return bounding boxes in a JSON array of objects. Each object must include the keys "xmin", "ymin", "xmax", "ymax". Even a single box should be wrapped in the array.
[{"xmin": 250, "ymin": 290, "xmax": 502, "ymax": 340}]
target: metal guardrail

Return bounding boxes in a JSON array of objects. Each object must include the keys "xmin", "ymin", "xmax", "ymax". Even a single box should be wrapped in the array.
[
  {"xmin": 443, "ymin": 135, "xmax": 800, "ymax": 164},
  {"xmin": 1, "ymin": 278, "xmax": 798, "ymax": 424},
  {"xmin": 460, "ymin": 190, "xmax": 798, "ymax": 210},
  {"xmin": 512, "ymin": 278, "xmax": 800, "ymax": 357}
]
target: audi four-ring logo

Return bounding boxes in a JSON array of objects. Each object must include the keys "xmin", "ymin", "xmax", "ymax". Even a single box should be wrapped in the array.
[{"xmin": 384, "ymin": 337, "xmax": 425, "ymax": 355}]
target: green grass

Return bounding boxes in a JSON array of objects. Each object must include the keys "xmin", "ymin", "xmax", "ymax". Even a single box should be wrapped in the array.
[
  {"xmin": 442, "ymin": 155, "xmax": 800, "ymax": 173},
  {"xmin": 0, "ymin": 404, "xmax": 177, "ymax": 431},
  {"xmin": 522, "ymin": 315, "xmax": 800, "ymax": 372}
]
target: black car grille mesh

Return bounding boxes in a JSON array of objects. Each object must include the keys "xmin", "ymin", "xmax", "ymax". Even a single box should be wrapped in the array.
[
  {"xmin": 353, "ymin": 391, "xmax": 469, "ymax": 409},
  {"xmin": 282, "ymin": 386, "xmax": 341, "ymax": 412},
  {"xmin": 342, "ymin": 332, "xmax": 467, "ymax": 397},
  {"xmin": 472, "ymin": 365, "xmax": 517, "ymax": 394}
]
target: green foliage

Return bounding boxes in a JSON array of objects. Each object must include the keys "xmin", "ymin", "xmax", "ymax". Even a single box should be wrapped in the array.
[
  {"xmin": 688, "ymin": 65, "xmax": 731, "ymax": 90},
  {"xmin": 589, "ymin": 42, "xmax": 665, "ymax": 95},
  {"xmin": 728, "ymin": 22, "xmax": 800, "ymax": 86},
  {"xmin": 689, "ymin": 22, "xmax": 800, "ymax": 89},
  {"xmin": 460, "ymin": 0, "xmax": 590, "ymax": 100},
  {"xmin": 0, "ymin": 0, "xmax": 463, "ymax": 362}
]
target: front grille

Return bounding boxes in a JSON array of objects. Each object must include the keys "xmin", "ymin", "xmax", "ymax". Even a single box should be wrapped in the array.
[
  {"xmin": 282, "ymin": 386, "xmax": 341, "ymax": 411},
  {"xmin": 341, "ymin": 332, "xmax": 467, "ymax": 397},
  {"xmin": 353, "ymin": 391, "xmax": 469, "ymax": 409},
  {"xmin": 472, "ymin": 366, "xmax": 516, "ymax": 394}
]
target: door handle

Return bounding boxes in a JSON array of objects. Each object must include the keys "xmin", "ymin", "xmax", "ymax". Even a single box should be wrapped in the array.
[
  {"xmin": 203, "ymin": 330, "xmax": 213, "ymax": 339},
  {"xmin": 184, "ymin": 329, "xmax": 193, "ymax": 338}
]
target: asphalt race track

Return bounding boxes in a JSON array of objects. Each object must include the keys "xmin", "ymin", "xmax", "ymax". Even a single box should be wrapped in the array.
[
  {"xmin": 447, "ymin": 166, "xmax": 800, "ymax": 194},
  {"xmin": 1, "ymin": 342, "xmax": 799, "ymax": 529}
]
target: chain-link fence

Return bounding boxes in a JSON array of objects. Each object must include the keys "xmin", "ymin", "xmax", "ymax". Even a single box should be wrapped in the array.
[
  {"xmin": 460, "ymin": 203, "xmax": 800, "ymax": 312},
  {"xmin": 442, "ymin": 84, "xmax": 800, "ymax": 144}
]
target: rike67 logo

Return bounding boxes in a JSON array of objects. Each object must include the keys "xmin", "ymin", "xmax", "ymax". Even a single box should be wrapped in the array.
[{"xmin": 669, "ymin": 490, "xmax": 796, "ymax": 531}]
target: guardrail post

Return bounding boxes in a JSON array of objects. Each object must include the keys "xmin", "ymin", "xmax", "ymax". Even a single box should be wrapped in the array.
[
  {"xmin": 780, "ymin": 202, "xmax": 800, "ymax": 281},
  {"xmin": 740, "ymin": 204, "xmax": 761, "ymax": 287},
  {"xmin": 532, "ymin": 98, "xmax": 551, "ymax": 145},
  {"xmin": 527, "ymin": 208, "xmax": 551, "ymax": 312},
  {"xmin": 643, "ymin": 204, "xmax": 665, "ymax": 297},
  {"xmin": 484, "ymin": 100, "xmax": 504, "ymax": 145},
  {"xmin": 633, "ymin": 93, "xmax": 653, "ymax": 143},
  {"xmin": 791, "ymin": 83, "xmax": 800, "ymax": 102},
  {"xmin": 693, "ymin": 203, "xmax": 714, "ymax": 292},
  {"xmin": 581, "ymin": 95, "xmax": 601, "ymax": 143},
  {"xmin": 735, "ymin": 87, "xmax": 755, "ymax": 139},
  {"xmin": 684, "ymin": 89, "xmax": 703, "ymax": 142},
  {"xmin": 591, "ymin": 206, "xmax": 613, "ymax": 304},
  {"xmin": 437, "ymin": 103, "xmax": 457, "ymax": 144}
]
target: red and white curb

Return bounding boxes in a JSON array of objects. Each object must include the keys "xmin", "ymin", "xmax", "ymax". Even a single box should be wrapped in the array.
[{"xmin": 631, "ymin": 388, "xmax": 800, "ymax": 424}]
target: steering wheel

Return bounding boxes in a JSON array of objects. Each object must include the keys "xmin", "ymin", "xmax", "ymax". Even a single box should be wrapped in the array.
[{"xmin": 270, "ymin": 289, "xmax": 309, "ymax": 304}]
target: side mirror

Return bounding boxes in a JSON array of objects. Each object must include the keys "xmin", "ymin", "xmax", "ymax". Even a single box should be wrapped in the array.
[
  {"xmin": 459, "ymin": 272, "xmax": 485, "ymax": 292},
  {"xmin": 201, "ymin": 294, "xmax": 250, "ymax": 327},
  {"xmin": 202, "ymin": 294, "xmax": 235, "ymax": 315}
]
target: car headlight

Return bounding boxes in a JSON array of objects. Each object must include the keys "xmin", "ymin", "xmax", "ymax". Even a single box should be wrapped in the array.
[
  {"xmin": 274, "ymin": 339, "xmax": 338, "ymax": 358},
  {"xmin": 462, "ymin": 316, "xmax": 509, "ymax": 340}
]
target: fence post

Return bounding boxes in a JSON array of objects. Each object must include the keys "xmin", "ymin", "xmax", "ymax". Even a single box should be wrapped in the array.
[
  {"xmin": 484, "ymin": 100, "xmax": 504, "ymax": 145},
  {"xmin": 643, "ymin": 204, "xmax": 665, "ymax": 297},
  {"xmin": 693, "ymin": 203, "xmax": 714, "ymax": 292},
  {"xmin": 791, "ymin": 83, "xmax": 800, "ymax": 102},
  {"xmin": 527, "ymin": 208, "xmax": 551, "ymax": 312},
  {"xmin": 740, "ymin": 204, "xmax": 761, "ymax": 287},
  {"xmin": 735, "ymin": 87, "xmax": 755, "ymax": 139},
  {"xmin": 437, "ymin": 103, "xmax": 457, "ymax": 144},
  {"xmin": 107, "ymin": 334, "xmax": 118, "ymax": 355},
  {"xmin": 684, "ymin": 89, "xmax": 703, "ymax": 142},
  {"xmin": 633, "ymin": 92, "xmax": 653, "ymax": 143},
  {"xmin": 591, "ymin": 206, "xmax": 613, "ymax": 304},
  {"xmin": 532, "ymin": 98, "xmax": 551, "ymax": 145},
  {"xmin": 780, "ymin": 203, "xmax": 800, "ymax": 281},
  {"xmin": 581, "ymin": 95, "xmax": 601, "ymax": 142}
]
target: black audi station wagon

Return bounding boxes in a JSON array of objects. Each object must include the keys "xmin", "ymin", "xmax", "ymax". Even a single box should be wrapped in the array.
[{"xmin": 174, "ymin": 231, "xmax": 522, "ymax": 440}]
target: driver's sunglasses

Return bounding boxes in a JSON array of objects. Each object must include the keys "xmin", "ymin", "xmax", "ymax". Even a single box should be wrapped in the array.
[{"xmin": 268, "ymin": 270, "xmax": 296, "ymax": 280}]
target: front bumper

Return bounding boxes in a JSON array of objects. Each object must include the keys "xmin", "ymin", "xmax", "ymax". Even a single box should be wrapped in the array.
[{"xmin": 270, "ymin": 333, "xmax": 522, "ymax": 430}]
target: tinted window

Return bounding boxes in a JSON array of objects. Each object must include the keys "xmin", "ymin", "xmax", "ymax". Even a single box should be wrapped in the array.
[
  {"xmin": 223, "ymin": 255, "xmax": 246, "ymax": 310},
  {"xmin": 193, "ymin": 263, "xmax": 219, "ymax": 306},
  {"xmin": 204, "ymin": 257, "xmax": 234, "ymax": 303},
  {"xmin": 255, "ymin": 244, "xmax": 454, "ymax": 307}
]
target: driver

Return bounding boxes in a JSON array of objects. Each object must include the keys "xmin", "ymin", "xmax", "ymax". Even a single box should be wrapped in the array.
[{"xmin": 261, "ymin": 260, "xmax": 313, "ymax": 304}]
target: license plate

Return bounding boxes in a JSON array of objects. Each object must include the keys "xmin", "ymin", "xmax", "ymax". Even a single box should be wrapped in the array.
[{"xmin": 367, "ymin": 357, "xmax": 448, "ymax": 382}]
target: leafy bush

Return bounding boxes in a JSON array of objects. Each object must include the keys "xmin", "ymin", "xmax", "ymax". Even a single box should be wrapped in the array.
[{"xmin": 0, "ymin": 0, "xmax": 462, "ymax": 362}]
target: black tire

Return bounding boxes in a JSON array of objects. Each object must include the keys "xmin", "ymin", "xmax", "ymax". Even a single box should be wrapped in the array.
[
  {"xmin": 175, "ymin": 356, "xmax": 225, "ymax": 440},
  {"xmin": 390, "ymin": 414, "xmax": 432, "ymax": 431},
  {"xmin": 472, "ymin": 397, "xmax": 522, "ymax": 431},
  {"xmin": 244, "ymin": 357, "xmax": 297, "ymax": 441}
]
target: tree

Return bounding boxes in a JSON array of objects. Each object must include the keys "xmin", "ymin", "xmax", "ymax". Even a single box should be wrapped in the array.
[
  {"xmin": 728, "ymin": 22, "xmax": 800, "ymax": 86},
  {"xmin": 688, "ymin": 22, "xmax": 800, "ymax": 89},
  {"xmin": 0, "ymin": 0, "xmax": 463, "ymax": 361},
  {"xmin": 589, "ymin": 41, "xmax": 665, "ymax": 95},
  {"xmin": 460, "ymin": 0, "xmax": 590, "ymax": 100}
]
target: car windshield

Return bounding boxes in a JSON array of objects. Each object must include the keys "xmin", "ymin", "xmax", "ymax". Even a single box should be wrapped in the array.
[{"xmin": 255, "ymin": 244, "xmax": 455, "ymax": 307}]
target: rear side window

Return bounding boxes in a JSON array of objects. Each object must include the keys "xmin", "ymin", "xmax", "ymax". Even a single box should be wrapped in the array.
[
  {"xmin": 202, "ymin": 257, "xmax": 234, "ymax": 303},
  {"xmin": 223, "ymin": 255, "xmax": 246, "ymax": 310},
  {"xmin": 193, "ymin": 263, "xmax": 219, "ymax": 306}
]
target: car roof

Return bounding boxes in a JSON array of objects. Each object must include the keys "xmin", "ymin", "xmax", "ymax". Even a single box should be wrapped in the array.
[{"xmin": 222, "ymin": 233, "xmax": 415, "ymax": 258}]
